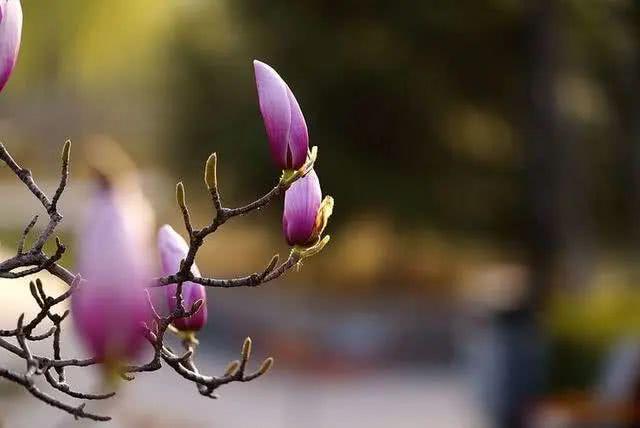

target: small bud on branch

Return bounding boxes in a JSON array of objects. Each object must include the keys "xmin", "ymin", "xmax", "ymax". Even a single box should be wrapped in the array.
[
  {"xmin": 257, "ymin": 357, "xmax": 274, "ymax": 376},
  {"xmin": 204, "ymin": 153, "xmax": 218, "ymax": 191},
  {"xmin": 224, "ymin": 360, "xmax": 241, "ymax": 377},
  {"xmin": 242, "ymin": 337, "xmax": 252, "ymax": 362},
  {"xmin": 176, "ymin": 182, "xmax": 186, "ymax": 211}
]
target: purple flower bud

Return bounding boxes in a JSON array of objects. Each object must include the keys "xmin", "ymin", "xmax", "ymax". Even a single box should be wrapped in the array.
[
  {"xmin": 157, "ymin": 225, "xmax": 207, "ymax": 332},
  {"xmin": 72, "ymin": 184, "xmax": 150, "ymax": 364},
  {"xmin": 283, "ymin": 169, "xmax": 323, "ymax": 246},
  {"xmin": 0, "ymin": 0, "xmax": 22, "ymax": 93},
  {"xmin": 254, "ymin": 60, "xmax": 309, "ymax": 170}
]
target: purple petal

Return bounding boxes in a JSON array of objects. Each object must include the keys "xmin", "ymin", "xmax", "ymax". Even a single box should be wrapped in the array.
[
  {"xmin": 286, "ymin": 86, "xmax": 309, "ymax": 170},
  {"xmin": 72, "ymin": 185, "xmax": 150, "ymax": 362},
  {"xmin": 157, "ymin": 225, "xmax": 208, "ymax": 331},
  {"xmin": 0, "ymin": 0, "xmax": 21, "ymax": 93},
  {"xmin": 283, "ymin": 169, "xmax": 322, "ymax": 246},
  {"xmin": 254, "ymin": 60, "xmax": 291, "ymax": 169}
]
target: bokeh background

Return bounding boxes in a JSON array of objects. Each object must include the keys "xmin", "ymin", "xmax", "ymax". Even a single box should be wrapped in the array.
[{"xmin": 1, "ymin": 0, "xmax": 640, "ymax": 426}]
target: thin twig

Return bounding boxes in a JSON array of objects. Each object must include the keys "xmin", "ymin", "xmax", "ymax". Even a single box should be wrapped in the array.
[
  {"xmin": 0, "ymin": 142, "xmax": 317, "ymax": 422},
  {"xmin": 0, "ymin": 367, "xmax": 111, "ymax": 421},
  {"xmin": 17, "ymin": 215, "xmax": 39, "ymax": 255}
]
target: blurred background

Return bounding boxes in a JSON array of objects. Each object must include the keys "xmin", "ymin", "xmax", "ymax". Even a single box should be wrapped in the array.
[{"xmin": 1, "ymin": 0, "xmax": 640, "ymax": 426}]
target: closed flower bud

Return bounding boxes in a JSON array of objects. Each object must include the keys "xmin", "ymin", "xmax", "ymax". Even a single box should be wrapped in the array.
[
  {"xmin": 283, "ymin": 170, "xmax": 333, "ymax": 247},
  {"xmin": 0, "ymin": 0, "xmax": 21, "ymax": 93},
  {"xmin": 157, "ymin": 225, "xmax": 208, "ymax": 332},
  {"xmin": 254, "ymin": 60, "xmax": 309, "ymax": 171},
  {"xmin": 72, "ymin": 183, "xmax": 150, "ymax": 366}
]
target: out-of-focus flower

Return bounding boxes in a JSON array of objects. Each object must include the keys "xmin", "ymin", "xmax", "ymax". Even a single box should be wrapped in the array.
[
  {"xmin": 254, "ymin": 60, "xmax": 309, "ymax": 171},
  {"xmin": 283, "ymin": 169, "xmax": 333, "ymax": 247},
  {"xmin": 157, "ymin": 224, "xmax": 207, "ymax": 332},
  {"xmin": 72, "ymin": 181, "xmax": 150, "ymax": 368},
  {"xmin": 0, "ymin": 0, "xmax": 22, "ymax": 93},
  {"xmin": 84, "ymin": 135, "xmax": 155, "ymax": 248}
]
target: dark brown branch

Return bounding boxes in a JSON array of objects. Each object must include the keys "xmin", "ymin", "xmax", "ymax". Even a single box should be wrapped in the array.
[
  {"xmin": 153, "ymin": 253, "xmax": 290, "ymax": 289},
  {"xmin": 160, "ymin": 336, "xmax": 273, "ymax": 396},
  {"xmin": 176, "ymin": 182, "xmax": 193, "ymax": 236},
  {"xmin": 0, "ymin": 143, "xmax": 52, "ymax": 209},
  {"xmin": 17, "ymin": 215, "xmax": 39, "ymax": 255},
  {"xmin": 52, "ymin": 320, "xmax": 64, "ymax": 382},
  {"xmin": 125, "ymin": 289, "xmax": 203, "ymax": 377},
  {"xmin": 0, "ymin": 250, "xmax": 77, "ymax": 287},
  {"xmin": 0, "ymin": 142, "xmax": 73, "ymax": 287},
  {"xmin": 0, "ymin": 367, "xmax": 111, "ymax": 421},
  {"xmin": 0, "ymin": 239, "xmax": 66, "ymax": 280},
  {"xmin": 44, "ymin": 369, "xmax": 115, "ymax": 400},
  {"xmin": 0, "ymin": 142, "xmax": 322, "ymax": 422},
  {"xmin": 25, "ymin": 326, "xmax": 57, "ymax": 342},
  {"xmin": 223, "ymin": 185, "xmax": 283, "ymax": 218},
  {"xmin": 50, "ymin": 140, "xmax": 70, "ymax": 213},
  {"xmin": 170, "ymin": 147, "xmax": 317, "ymax": 282}
]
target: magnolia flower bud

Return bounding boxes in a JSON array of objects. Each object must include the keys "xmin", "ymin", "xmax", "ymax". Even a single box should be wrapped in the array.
[
  {"xmin": 157, "ymin": 225, "xmax": 208, "ymax": 332},
  {"xmin": 254, "ymin": 60, "xmax": 309, "ymax": 171},
  {"xmin": 283, "ymin": 169, "xmax": 333, "ymax": 247},
  {"xmin": 72, "ymin": 183, "xmax": 150, "ymax": 366},
  {"xmin": 0, "ymin": 0, "xmax": 22, "ymax": 93}
]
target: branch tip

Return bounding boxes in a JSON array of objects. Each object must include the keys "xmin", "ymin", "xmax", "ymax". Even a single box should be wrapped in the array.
[
  {"xmin": 241, "ymin": 337, "xmax": 252, "ymax": 362},
  {"xmin": 224, "ymin": 360, "xmax": 240, "ymax": 377},
  {"xmin": 204, "ymin": 153, "xmax": 218, "ymax": 191},
  {"xmin": 257, "ymin": 357, "xmax": 274, "ymax": 376},
  {"xmin": 176, "ymin": 182, "xmax": 186, "ymax": 210},
  {"xmin": 61, "ymin": 140, "xmax": 71, "ymax": 165}
]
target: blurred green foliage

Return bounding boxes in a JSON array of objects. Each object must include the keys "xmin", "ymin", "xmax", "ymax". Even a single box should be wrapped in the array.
[
  {"xmin": 168, "ymin": 0, "xmax": 528, "ymax": 235},
  {"xmin": 162, "ymin": 0, "xmax": 640, "ymax": 245}
]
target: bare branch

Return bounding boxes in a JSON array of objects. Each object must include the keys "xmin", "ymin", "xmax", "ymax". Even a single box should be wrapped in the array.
[
  {"xmin": 44, "ymin": 369, "xmax": 115, "ymax": 400},
  {"xmin": 0, "ymin": 143, "xmax": 52, "ymax": 209},
  {"xmin": 176, "ymin": 182, "xmax": 193, "ymax": 236},
  {"xmin": 0, "ymin": 367, "xmax": 111, "ymax": 421},
  {"xmin": 204, "ymin": 153, "xmax": 222, "ymax": 213},
  {"xmin": 153, "ymin": 253, "xmax": 290, "ymax": 289},
  {"xmin": 0, "ymin": 142, "xmax": 323, "ymax": 422},
  {"xmin": 168, "ymin": 147, "xmax": 317, "ymax": 282},
  {"xmin": 50, "ymin": 140, "xmax": 70, "ymax": 213},
  {"xmin": 17, "ymin": 215, "xmax": 39, "ymax": 255},
  {"xmin": 161, "ymin": 337, "xmax": 274, "ymax": 395}
]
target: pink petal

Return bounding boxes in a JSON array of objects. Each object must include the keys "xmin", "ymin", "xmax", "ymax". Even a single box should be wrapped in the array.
[
  {"xmin": 254, "ymin": 60, "xmax": 291, "ymax": 169},
  {"xmin": 0, "ymin": 0, "xmax": 21, "ymax": 93},
  {"xmin": 283, "ymin": 169, "xmax": 322, "ymax": 246}
]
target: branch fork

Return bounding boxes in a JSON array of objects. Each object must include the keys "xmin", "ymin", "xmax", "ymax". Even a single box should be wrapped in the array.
[{"xmin": 0, "ymin": 141, "xmax": 321, "ymax": 421}]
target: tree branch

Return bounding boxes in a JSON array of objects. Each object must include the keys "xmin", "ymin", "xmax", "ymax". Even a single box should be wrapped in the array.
[{"xmin": 0, "ymin": 142, "xmax": 323, "ymax": 422}]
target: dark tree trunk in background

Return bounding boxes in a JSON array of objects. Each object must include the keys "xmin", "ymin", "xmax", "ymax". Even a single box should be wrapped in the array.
[
  {"xmin": 614, "ymin": 5, "xmax": 640, "ymax": 428},
  {"xmin": 493, "ymin": 2, "xmax": 559, "ymax": 426},
  {"xmin": 612, "ymin": 3, "xmax": 640, "ymax": 260},
  {"xmin": 521, "ymin": 0, "xmax": 590, "ymax": 310},
  {"xmin": 521, "ymin": 0, "xmax": 561, "ymax": 315},
  {"xmin": 485, "ymin": 1, "xmax": 591, "ymax": 427},
  {"xmin": 628, "ymin": 3, "xmax": 640, "ymax": 251},
  {"xmin": 632, "ymin": 6, "xmax": 640, "ymax": 243}
]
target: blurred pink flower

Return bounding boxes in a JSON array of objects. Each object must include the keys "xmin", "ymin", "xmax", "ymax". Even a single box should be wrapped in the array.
[
  {"xmin": 0, "ymin": 0, "xmax": 21, "ymax": 93},
  {"xmin": 72, "ymin": 183, "xmax": 150, "ymax": 364}
]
